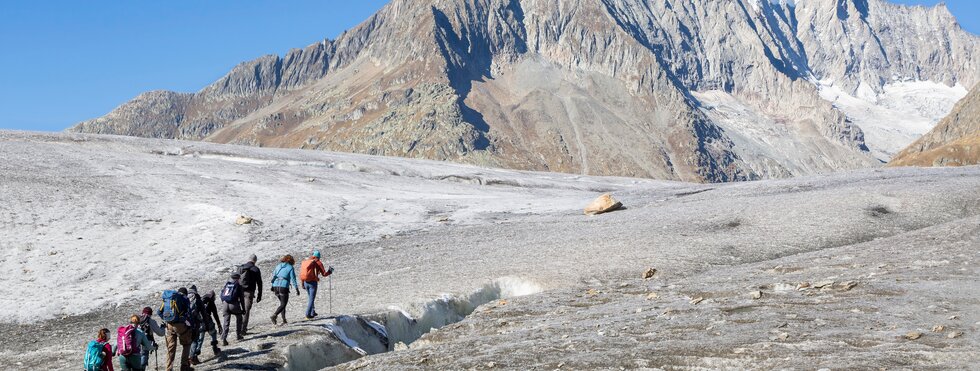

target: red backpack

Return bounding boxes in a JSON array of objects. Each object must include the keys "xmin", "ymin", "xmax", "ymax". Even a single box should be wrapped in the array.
[{"xmin": 116, "ymin": 325, "xmax": 138, "ymax": 356}]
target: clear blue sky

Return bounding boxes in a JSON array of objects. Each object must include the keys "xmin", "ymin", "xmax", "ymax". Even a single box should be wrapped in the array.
[{"xmin": 0, "ymin": 0, "xmax": 976, "ymax": 132}]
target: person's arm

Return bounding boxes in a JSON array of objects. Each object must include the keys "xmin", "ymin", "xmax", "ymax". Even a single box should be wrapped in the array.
[
  {"xmin": 138, "ymin": 331, "xmax": 153, "ymax": 351},
  {"xmin": 150, "ymin": 319, "xmax": 166, "ymax": 336},
  {"xmin": 209, "ymin": 302, "xmax": 221, "ymax": 330},
  {"xmin": 317, "ymin": 260, "xmax": 328, "ymax": 277},
  {"xmin": 255, "ymin": 267, "xmax": 263, "ymax": 301},
  {"xmin": 289, "ymin": 266, "xmax": 299, "ymax": 291}
]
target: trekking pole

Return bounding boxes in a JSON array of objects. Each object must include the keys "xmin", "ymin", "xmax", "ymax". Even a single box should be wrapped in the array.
[
  {"xmin": 329, "ymin": 274, "xmax": 333, "ymax": 316},
  {"xmin": 155, "ymin": 348, "xmax": 159, "ymax": 371}
]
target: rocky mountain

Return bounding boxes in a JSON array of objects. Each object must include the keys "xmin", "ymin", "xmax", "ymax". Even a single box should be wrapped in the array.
[
  {"xmin": 890, "ymin": 84, "xmax": 980, "ymax": 167},
  {"xmin": 70, "ymin": 0, "xmax": 979, "ymax": 182}
]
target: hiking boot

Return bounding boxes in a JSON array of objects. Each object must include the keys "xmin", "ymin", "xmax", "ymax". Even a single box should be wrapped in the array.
[
  {"xmin": 271, "ymin": 315, "xmax": 278, "ymax": 325},
  {"xmin": 236, "ymin": 336, "xmax": 245, "ymax": 342},
  {"xmin": 222, "ymin": 340, "xmax": 229, "ymax": 346},
  {"xmin": 282, "ymin": 318, "xmax": 288, "ymax": 325},
  {"xmin": 212, "ymin": 345, "xmax": 221, "ymax": 355},
  {"xmin": 190, "ymin": 356, "xmax": 201, "ymax": 365},
  {"xmin": 305, "ymin": 316, "xmax": 314, "ymax": 320}
]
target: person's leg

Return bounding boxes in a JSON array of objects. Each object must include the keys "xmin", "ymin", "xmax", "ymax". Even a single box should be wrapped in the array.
[
  {"xmin": 190, "ymin": 325, "xmax": 203, "ymax": 356},
  {"xmin": 305, "ymin": 282, "xmax": 318, "ymax": 318},
  {"xmin": 242, "ymin": 291, "xmax": 255, "ymax": 333},
  {"xmin": 221, "ymin": 310, "xmax": 231, "ymax": 344},
  {"xmin": 235, "ymin": 313, "xmax": 244, "ymax": 340},
  {"xmin": 117, "ymin": 355, "xmax": 129, "ymax": 371},
  {"xmin": 166, "ymin": 325, "xmax": 178, "ymax": 371},
  {"xmin": 139, "ymin": 348, "xmax": 150, "ymax": 371},
  {"xmin": 272, "ymin": 288, "xmax": 287, "ymax": 320},
  {"xmin": 178, "ymin": 323, "xmax": 193, "ymax": 369},
  {"xmin": 281, "ymin": 289, "xmax": 290, "ymax": 321}
]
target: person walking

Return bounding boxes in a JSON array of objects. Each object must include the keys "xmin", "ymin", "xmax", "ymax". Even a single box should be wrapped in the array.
[
  {"xmin": 219, "ymin": 273, "xmax": 246, "ymax": 346},
  {"xmin": 299, "ymin": 250, "xmax": 333, "ymax": 319},
  {"xmin": 190, "ymin": 288, "xmax": 223, "ymax": 360},
  {"xmin": 269, "ymin": 254, "xmax": 300, "ymax": 325},
  {"xmin": 84, "ymin": 328, "xmax": 114, "ymax": 371},
  {"xmin": 117, "ymin": 315, "xmax": 154, "ymax": 371},
  {"xmin": 238, "ymin": 254, "xmax": 263, "ymax": 334},
  {"xmin": 185, "ymin": 286, "xmax": 206, "ymax": 365},
  {"xmin": 158, "ymin": 288, "xmax": 194, "ymax": 371},
  {"xmin": 136, "ymin": 307, "xmax": 164, "ymax": 370}
]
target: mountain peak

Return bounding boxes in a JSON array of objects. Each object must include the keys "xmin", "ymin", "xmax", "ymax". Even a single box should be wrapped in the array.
[{"xmin": 69, "ymin": 0, "xmax": 978, "ymax": 182}]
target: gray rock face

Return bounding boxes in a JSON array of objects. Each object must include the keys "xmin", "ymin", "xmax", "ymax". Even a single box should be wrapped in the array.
[{"xmin": 69, "ymin": 0, "xmax": 978, "ymax": 182}]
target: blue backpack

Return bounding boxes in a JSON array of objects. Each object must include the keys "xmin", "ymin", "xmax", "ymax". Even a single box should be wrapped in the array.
[
  {"xmin": 159, "ymin": 290, "xmax": 189, "ymax": 323},
  {"xmin": 220, "ymin": 281, "xmax": 240, "ymax": 303},
  {"xmin": 83, "ymin": 340, "xmax": 106, "ymax": 371}
]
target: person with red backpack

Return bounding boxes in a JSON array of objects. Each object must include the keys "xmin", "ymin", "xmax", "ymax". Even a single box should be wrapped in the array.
[
  {"xmin": 83, "ymin": 328, "xmax": 114, "ymax": 371},
  {"xmin": 116, "ymin": 315, "xmax": 154, "ymax": 371},
  {"xmin": 158, "ymin": 288, "xmax": 194, "ymax": 371},
  {"xmin": 220, "ymin": 273, "xmax": 247, "ymax": 346},
  {"xmin": 299, "ymin": 250, "xmax": 334, "ymax": 320}
]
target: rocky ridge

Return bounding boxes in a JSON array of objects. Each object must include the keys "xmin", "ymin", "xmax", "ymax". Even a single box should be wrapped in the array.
[
  {"xmin": 890, "ymin": 84, "xmax": 980, "ymax": 167},
  {"xmin": 69, "ymin": 0, "xmax": 979, "ymax": 182}
]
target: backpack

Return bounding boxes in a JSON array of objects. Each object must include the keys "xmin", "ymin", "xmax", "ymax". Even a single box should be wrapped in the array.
[
  {"xmin": 159, "ymin": 290, "xmax": 189, "ymax": 323},
  {"xmin": 220, "ymin": 281, "xmax": 240, "ymax": 303},
  {"xmin": 187, "ymin": 291, "xmax": 205, "ymax": 327},
  {"xmin": 299, "ymin": 259, "xmax": 318, "ymax": 282},
  {"xmin": 240, "ymin": 263, "xmax": 259, "ymax": 290},
  {"xmin": 138, "ymin": 316, "xmax": 155, "ymax": 342},
  {"xmin": 116, "ymin": 325, "xmax": 138, "ymax": 356},
  {"xmin": 83, "ymin": 340, "xmax": 106, "ymax": 371}
]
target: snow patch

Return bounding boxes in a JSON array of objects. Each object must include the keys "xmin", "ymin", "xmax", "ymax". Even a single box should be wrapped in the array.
[{"xmin": 817, "ymin": 80, "xmax": 968, "ymax": 161}]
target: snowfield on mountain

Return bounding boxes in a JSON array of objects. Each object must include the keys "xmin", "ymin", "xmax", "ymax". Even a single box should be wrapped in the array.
[{"xmin": 1, "ymin": 131, "xmax": 978, "ymax": 370}]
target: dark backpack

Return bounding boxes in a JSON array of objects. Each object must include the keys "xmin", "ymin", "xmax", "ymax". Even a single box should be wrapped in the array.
[
  {"xmin": 187, "ymin": 291, "xmax": 205, "ymax": 327},
  {"xmin": 240, "ymin": 263, "xmax": 259, "ymax": 290},
  {"xmin": 138, "ymin": 317, "xmax": 155, "ymax": 342},
  {"xmin": 159, "ymin": 290, "xmax": 189, "ymax": 323},
  {"xmin": 220, "ymin": 281, "xmax": 240, "ymax": 303}
]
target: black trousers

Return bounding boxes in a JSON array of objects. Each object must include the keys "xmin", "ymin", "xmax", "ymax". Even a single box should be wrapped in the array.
[{"xmin": 272, "ymin": 287, "xmax": 290, "ymax": 321}]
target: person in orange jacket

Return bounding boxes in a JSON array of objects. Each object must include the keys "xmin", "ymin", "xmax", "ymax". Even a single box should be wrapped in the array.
[{"xmin": 299, "ymin": 250, "xmax": 333, "ymax": 319}]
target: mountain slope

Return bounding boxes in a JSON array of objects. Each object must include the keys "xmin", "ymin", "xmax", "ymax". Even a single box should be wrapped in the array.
[
  {"xmin": 69, "ymin": 0, "xmax": 979, "ymax": 182},
  {"xmin": 890, "ymin": 84, "xmax": 980, "ymax": 167}
]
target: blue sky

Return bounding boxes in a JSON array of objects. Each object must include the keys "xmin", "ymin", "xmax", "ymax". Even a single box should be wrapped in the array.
[{"xmin": 0, "ymin": 0, "xmax": 976, "ymax": 132}]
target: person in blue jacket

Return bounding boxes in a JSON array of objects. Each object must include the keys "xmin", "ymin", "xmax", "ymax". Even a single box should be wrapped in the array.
[{"xmin": 269, "ymin": 254, "xmax": 301, "ymax": 325}]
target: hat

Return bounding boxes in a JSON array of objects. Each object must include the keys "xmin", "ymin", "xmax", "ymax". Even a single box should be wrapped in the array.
[
  {"xmin": 313, "ymin": 250, "xmax": 321, "ymax": 258},
  {"xmin": 189, "ymin": 285, "xmax": 197, "ymax": 292},
  {"xmin": 231, "ymin": 273, "xmax": 241, "ymax": 280},
  {"xmin": 249, "ymin": 254, "xmax": 258, "ymax": 263},
  {"xmin": 142, "ymin": 307, "xmax": 153, "ymax": 316},
  {"xmin": 177, "ymin": 287, "xmax": 188, "ymax": 295}
]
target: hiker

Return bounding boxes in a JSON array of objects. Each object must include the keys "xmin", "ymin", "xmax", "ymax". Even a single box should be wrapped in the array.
[
  {"xmin": 117, "ymin": 315, "xmax": 154, "ymax": 371},
  {"xmin": 299, "ymin": 250, "xmax": 334, "ymax": 319},
  {"xmin": 84, "ymin": 328, "xmax": 114, "ymax": 371},
  {"xmin": 238, "ymin": 254, "xmax": 263, "ymax": 334},
  {"xmin": 269, "ymin": 254, "xmax": 301, "ymax": 325},
  {"xmin": 137, "ymin": 307, "xmax": 164, "ymax": 370},
  {"xmin": 158, "ymin": 288, "xmax": 194, "ymax": 371},
  {"xmin": 184, "ymin": 286, "xmax": 205, "ymax": 365},
  {"xmin": 190, "ymin": 288, "xmax": 223, "ymax": 362},
  {"xmin": 220, "ymin": 273, "xmax": 247, "ymax": 345}
]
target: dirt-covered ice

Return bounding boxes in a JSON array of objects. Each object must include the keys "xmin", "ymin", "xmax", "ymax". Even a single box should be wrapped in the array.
[{"xmin": 0, "ymin": 131, "xmax": 978, "ymax": 370}]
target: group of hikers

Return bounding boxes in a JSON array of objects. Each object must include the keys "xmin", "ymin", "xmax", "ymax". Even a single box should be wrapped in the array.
[{"xmin": 84, "ymin": 250, "xmax": 334, "ymax": 371}]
